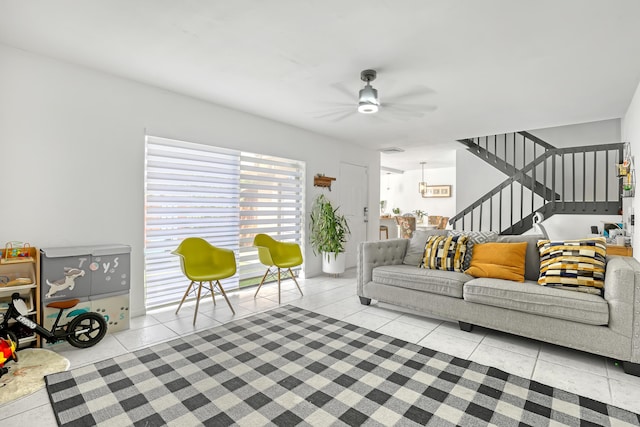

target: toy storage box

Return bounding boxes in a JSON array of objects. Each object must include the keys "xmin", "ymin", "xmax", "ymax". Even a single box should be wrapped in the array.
[
  {"xmin": 41, "ymin": 298, "xmax": 92, "ymax": 348},
  {"xmin": 40, "ymin": 248, "xmax": 91, "ymax": 302},
  {"xmin": 40, "ymin": 244, "xmax": 131, "ymax": 334},
  {"xmin": 90, "ymin": 291, "xmax": 130, "ymax": 333}
]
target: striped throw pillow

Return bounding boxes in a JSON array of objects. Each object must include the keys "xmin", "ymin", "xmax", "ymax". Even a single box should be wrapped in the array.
[
  {"xmin": 449, "ymin": 230, "xmax": 499, "ymax": 271},
  {"xmin": 421, "ymin": 235, "xmax": 468, "ymax": 272},
  {"xmin": 537, "ymin": 237, "xmax": 607, "ymax": 290}
]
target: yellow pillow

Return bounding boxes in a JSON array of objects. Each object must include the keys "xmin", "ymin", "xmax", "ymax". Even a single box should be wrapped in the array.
[{"xmin": 464, "ymin": 242, "xmax": 528, "ymax": 282}]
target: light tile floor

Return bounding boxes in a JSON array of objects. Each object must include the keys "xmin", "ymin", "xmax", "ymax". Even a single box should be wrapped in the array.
[{"xmin": 4, "ymin": 268, "xmax": 640, "ymax": 423}]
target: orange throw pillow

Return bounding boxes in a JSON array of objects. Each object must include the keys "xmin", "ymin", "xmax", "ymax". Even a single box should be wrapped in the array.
[{"xmin": 465, "ymin": 242, "xmax": 528, "ymax": 282}]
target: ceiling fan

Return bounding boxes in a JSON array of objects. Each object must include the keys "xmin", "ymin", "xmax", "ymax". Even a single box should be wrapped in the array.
[{"xmin": 312, "ymin": 69, "xmax": 437, "ymax": 122}]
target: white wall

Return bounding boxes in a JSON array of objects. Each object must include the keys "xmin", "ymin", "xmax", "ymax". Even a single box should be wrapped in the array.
[
  {"xmin": 530, "ymin": 119, "xmax": 621, "ymax": 147},
  {"xmin": 455, "ymin": 149, "xmax": 506, "ymax": 211},
  {"xmin": 0, "ymin": 44, "xmax": 380, "ymax": 316},
  {"xmin": 380, "ymin": 167, "xmax": 456, "ymax": 221},
  {"xmin": 622, "ymin": 80, "xmax": 640, "ymax": 260},
  {"xmin": 530, "ymin": 214, "xmax": 622, "ymax": 240}
]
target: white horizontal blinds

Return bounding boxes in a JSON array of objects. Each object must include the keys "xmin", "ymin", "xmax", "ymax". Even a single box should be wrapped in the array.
[
  {"xmin": 239, "ymin": 153, "xmax": 304, "ymax": 281},
  {"xmin": 145, "ymin": 136, "xmax": 241, "ymax": 309}
]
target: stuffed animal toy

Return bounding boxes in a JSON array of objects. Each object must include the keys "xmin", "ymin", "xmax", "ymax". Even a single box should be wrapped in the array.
[{"xmin": 0, "ymin": 336, "xmax": 18, "ymax": 378}]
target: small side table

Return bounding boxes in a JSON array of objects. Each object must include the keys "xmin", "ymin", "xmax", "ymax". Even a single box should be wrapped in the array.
[{"xmin": 607, "ymin": 245, "xmax": 633, "ymax": 257}]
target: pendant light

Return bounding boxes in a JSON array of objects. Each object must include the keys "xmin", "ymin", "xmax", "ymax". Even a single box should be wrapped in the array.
[{"xmin": 418, "ymin": 162, "xmax": 427, "ymax": 197}]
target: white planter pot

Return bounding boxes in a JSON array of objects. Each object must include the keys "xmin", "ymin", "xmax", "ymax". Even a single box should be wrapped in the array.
[{"xmin": 322, "ymin": 252, "xmax": 346, "ymax": 274}]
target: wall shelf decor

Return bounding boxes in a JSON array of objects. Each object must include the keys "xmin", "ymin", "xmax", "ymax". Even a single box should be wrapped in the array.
[
  {"xmin": 314, "ymin": 174, "xmax": 336, "ymax": 191},
  {"xmin": 618, "ymin": 142, "xmax": 635, "ymax": 198}
]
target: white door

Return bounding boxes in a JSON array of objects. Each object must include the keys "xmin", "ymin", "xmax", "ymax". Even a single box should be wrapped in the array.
[{"xmin": 339, "ymin": 162, "xmax": 368, "ymax": 268}]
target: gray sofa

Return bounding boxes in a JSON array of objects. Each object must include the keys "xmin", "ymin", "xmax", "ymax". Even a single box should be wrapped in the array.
[{"xmin": 356, "ymin": 232, "xmax": 640, "ymax": 376}]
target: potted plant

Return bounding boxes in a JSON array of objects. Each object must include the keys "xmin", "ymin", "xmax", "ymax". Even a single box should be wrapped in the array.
[
  {"xmin": 310, "ymin": 194, "xmax": 351, "ymax": 274},
  {"xmin": 413, "ymin": 209, "xmax": 427, "ymax": 223},
  {"xmin": 380, "ymin": 200, "xmax": 387, "ymax": 215}
]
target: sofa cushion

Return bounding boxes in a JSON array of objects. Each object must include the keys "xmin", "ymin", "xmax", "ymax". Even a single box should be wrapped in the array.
[
  {"xmin": 403, "ymin": 229, "xmax": 448, "ymax": 266},
  {"xmin": 421, "ymin": 235, "xmax": 468, "ymax": 272},
  {"xmin": 537, "ymin": 238, "xmax": 607, "ymax": 292},
  {"xmin": 465, "ymin": 242, "xmax": 527, "ymax": 282},
  {"xmin": 373, "ymin": 264, "xmax": 472, "ymax": 298},
  {"xmin": 463, "ymin": 278, "xmax": 609, "ymax": 325},
  {"xmin": 449, "ymin": 230, "xmax": 499, "ymax": 270},
  {"xmin": 496, "ymin": 234, "xmax": 544, "ymax": 281}
]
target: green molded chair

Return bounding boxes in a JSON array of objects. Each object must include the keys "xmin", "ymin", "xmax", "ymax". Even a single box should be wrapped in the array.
[
  {"xmin": 172, "ymin": 237, "xmax": 236, "ymax": 324},
  {"xmin": 253, "ymin": 234, "xmax": 303, "ymax": 304}
]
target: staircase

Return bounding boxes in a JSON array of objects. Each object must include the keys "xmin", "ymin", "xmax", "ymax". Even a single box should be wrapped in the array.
[
  {"xmin": 451, "ymin": 131, "xmax": 623, "ymax": 235},
  {"xmin": 457, "ymin": 131, "xmax": 559, "ymax": 201}
]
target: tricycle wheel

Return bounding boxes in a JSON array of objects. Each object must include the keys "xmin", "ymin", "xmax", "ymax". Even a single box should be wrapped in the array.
[{"xmin": 66, "ymin": 313, "xmax": 107, "ymax": 348}]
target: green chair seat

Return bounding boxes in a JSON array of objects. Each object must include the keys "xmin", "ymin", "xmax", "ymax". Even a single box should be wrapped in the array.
[
  {"xmin": 172, "ymin": 237, "xmax": 236, "ymax": 324},
  {"xmin": 253, "ymin": 234, "xmax": 303, "ymax": 303}
]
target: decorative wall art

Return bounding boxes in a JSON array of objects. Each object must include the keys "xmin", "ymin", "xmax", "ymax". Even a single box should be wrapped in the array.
[{"xmin": 422, "ymin": 185, "xmax": 451, "ymax": 198}]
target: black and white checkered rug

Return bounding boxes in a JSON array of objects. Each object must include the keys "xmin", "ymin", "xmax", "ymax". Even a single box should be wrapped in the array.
[{"xmin": 46, "ymin": 305, "xmax": 640, "ymax": 426}]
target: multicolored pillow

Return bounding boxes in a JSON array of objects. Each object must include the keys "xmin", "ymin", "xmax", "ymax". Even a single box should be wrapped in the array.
[
  {"xmin": 448, "ymin": 230, "xmax": 499, "ymax": 271},
  {"xmin": 420, "ymin": 234, "xmax": 468, "ymax": 272},
  {"xmin": 537, "ymin": 237, "xmax": 607, "ymax": 290}
]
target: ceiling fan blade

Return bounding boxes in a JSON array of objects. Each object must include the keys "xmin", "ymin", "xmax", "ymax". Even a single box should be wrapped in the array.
[
  {"xmin": 370, "ymin": 114, "xmax": 393, "ymax": 123},
  {"xmin": 384, "ymin": 103, "xmax": 438, "ymax": 113},
  {"xmin": 381, "ymin": 112, "xmax": 418, "ymax": 121},
  {"xmin": 316, "ymin": 102, "xmax": 354, "ymax": 108},
  {"xmin": 383, "ymin": 106, "xmax": 426, "ymax": 118},
  {"xmin": 310, "ymin": 106, "xmax": 355, "ymax": 119},
  {"xmin": 330, "ymin": 82, "xmax": 357, "ymax": 102},
  {"xmin": 384, "ymin": 86, "xmax": 435, "ymax": 103},
  {"xmin": 331, "ymin": 110, "xmax": 358, "ymax": 122}
]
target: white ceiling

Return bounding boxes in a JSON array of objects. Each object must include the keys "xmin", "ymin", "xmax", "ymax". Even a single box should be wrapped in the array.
[{"xmin": 2, "ymin": 0, "xmax": 640, "ymax": 171}]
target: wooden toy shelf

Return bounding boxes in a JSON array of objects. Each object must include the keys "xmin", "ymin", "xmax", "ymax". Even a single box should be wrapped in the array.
[{"xmin": 0, "ymin": 246, "xmax": 40, "ymax": 348}]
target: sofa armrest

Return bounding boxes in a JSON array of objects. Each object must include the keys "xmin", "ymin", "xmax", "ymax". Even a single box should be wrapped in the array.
[
  {"xmin": 605, "ymin": 256, "xmax": 640, "ymax": 363},
  {"xmin": 357, "ymin": 239, "xmax": 409, "ymax": 297}
]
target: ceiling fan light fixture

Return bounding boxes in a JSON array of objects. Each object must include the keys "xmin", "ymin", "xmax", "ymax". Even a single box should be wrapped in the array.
[
  {"xmin": 358, "ymin": 84, "xmax": 379, "ymax": 114},
  {"xmin": 358, "ymin": 101, "xmax": 379, "ymax": 114}
]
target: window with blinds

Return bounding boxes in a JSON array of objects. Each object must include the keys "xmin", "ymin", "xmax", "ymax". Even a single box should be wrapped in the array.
[
  {"xmin": 239, "ymin": 153, "xmax": 304, "ymax": 283},
  {"xmin": 144, "ymin": 136, "xmax": 304, "ymax": 309}
]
